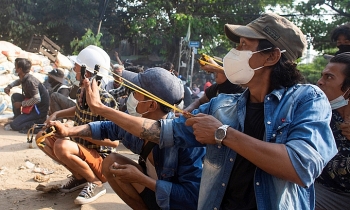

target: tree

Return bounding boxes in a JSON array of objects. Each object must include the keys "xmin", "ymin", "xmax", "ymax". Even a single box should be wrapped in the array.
[
  {"xmin": 102, "ymin": 0, "xmax": 290, "ymax": 71},
  {"xmin": 34, "ymin": 0, "xmax": 103, "ymax": 54},
  {"xmin": 293, "ymin": 0, "xmax": 350, "ymax": 53},
  {"xmin": 70, "ymin": 29, "xmax": 103, "ymax": 55},
  {"xmin": 298, "ymin": 55, "xmax": 329, "ymax": 84},
  {"xmin": 0, "ymin": 0, "xmax": 37, "ymax": 48},
  {"xmin": 0, "ymin": 0, "xmax": 104, "ymax": 54},
  {"xmin": 0, "ymin": 0, "xmax": 299, "ymax": 64}
]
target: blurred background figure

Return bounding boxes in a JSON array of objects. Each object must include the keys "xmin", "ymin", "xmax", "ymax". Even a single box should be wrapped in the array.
[
  {"xmin": 47, "ymin": 69, "xmax": 76, "ymax": 116},
  {"xmin": 331, "ymin": 23, "xmax": 350, "ymax": 55}
]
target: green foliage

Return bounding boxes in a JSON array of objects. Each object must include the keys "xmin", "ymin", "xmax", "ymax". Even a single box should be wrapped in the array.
[
  {"xmin": 298, "ymin": 56, "xmax": 329, "ymax": 84},
  {"xmin": 70, "ymin": 29, "xmax": 103, "ymax": 55},
  {"xmin": 3, "ymin": 0, "xmax": 348, "ymax": 70},
  {"xmin": 294, "ymin": 0, "xmax": 350, "ymax": 52},
  {"xmin": 104, "ymin": 0, "xmax": 271, "ymax": 66},
  {"xmin": 0, "ymin": 0, "xmax": 37, "ymax": 47}
]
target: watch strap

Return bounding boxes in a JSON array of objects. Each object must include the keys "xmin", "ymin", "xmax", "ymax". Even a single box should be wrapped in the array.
[{"xmin": 215, "ymin": 125, "xmax": 229, "ymax": 145}]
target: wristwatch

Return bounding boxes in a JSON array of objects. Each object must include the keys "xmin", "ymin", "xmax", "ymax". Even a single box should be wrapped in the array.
[{"xmin": 214, "ymin": 125, "xmax": 230, "ymax": 145}]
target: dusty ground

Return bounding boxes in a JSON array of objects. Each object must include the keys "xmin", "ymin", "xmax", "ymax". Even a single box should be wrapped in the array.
[{"xmin": 0, "ymin": 114, "xmax": 135, "ymax": 210}]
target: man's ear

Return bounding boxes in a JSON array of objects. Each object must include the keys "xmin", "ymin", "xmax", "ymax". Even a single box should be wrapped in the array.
[
  {"xmin": 264, "ymin": 48, "xmax": 282, "ymax": 67},
  {"xmin": 148, "ymin": 100, "xmax": 158, "ymax": 112}
]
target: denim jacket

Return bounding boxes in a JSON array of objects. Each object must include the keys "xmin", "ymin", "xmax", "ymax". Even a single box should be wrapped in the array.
[
  {"xmin": 160, "ymin": 84, "xmax": 337, "ymax": 210},
  {"xmin": 89, "ymin": 112, "xmax": 205, "ymax": 210}
]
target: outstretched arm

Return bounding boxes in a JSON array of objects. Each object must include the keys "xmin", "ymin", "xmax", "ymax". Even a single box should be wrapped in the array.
[
  {"xmin": 83, "ymin": 78, "xmax": 161, "ymax": 144},
  {"xmin": 48, "ymin": 121, "xmax": 119, "ymax": 147}
]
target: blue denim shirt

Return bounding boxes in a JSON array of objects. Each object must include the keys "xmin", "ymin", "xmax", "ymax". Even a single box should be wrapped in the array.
[
  {"xmin": 89, "ymin": 112, "xmax": 205, "ymax": 210},
  {"xmin": 159, "ymin": 84, "xmax": 337, "ymax": 210}
]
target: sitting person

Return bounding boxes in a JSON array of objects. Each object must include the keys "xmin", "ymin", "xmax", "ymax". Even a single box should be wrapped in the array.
[
  {"xmin": 106, "ymin": 64, "xmax": 127, "ymax": 100},
  {"xmin": 4, "ymin": 58, "xmax": 49, "ymax": 132},
  {"xmin": 115, "ymin": 65, "xmax": 144, "ymax": 111},
  {"xmin": 46, "ymin": 69, "xmax": 75, "ymax": 116},
  {"xmin": 315, "ymin": 52, "xmax": 350, "ymax": 210},
  {"xmin": 35, "ymin": 45, "xmax": 118, "ymax": 205},
  {"xmin": 48, "ymin": 67, "xmax": 205, "ymax": 210}
]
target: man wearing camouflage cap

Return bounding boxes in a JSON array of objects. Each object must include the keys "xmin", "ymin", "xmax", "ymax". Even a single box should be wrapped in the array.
[{"xmin": 69, "ymin": 13, "xmax": 336, "ymax": 209}]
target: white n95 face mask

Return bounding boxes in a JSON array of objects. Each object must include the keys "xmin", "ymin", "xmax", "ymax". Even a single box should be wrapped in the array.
[{"xmin": 223, "ymin": 48, "xmax": 271, "ymax": 85}]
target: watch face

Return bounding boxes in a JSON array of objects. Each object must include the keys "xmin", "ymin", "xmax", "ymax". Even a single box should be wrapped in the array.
[{"xmin": 216, "ymin": 129, "xmax": 226, "ymax": 139}]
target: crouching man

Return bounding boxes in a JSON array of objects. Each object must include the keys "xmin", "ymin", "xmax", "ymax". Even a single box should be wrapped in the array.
[{"xmin": 48, "ymin": 67, "xmax": 205, "ymax": 210}]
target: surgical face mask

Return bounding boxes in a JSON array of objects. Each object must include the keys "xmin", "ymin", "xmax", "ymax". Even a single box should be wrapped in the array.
[
  {"xmin": 223, "ymin": 47, "xmax": 272, "ymax": 84},
  {"xmin": 126, "ymin": 92, "xmax": 151, "ymax": 117},
  {"xmin": 330, "ymin": 89, "xmax": 350, "ymax": 110}
]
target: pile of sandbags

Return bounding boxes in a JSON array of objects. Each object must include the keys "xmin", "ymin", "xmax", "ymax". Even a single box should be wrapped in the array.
[{"xmin": 0, "ymin": 41, "xmax": 74, "ymax": 114}]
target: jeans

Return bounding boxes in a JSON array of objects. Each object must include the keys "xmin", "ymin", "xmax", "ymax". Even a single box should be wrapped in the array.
[{"xmin": 10, "ymin": 93, "xmax": 46, "ymax": 131}]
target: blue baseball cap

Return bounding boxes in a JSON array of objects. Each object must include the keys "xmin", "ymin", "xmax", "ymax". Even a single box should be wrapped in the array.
[{"xmin": 122, "ymin": 67, "xmax": 183, "ymax": 105}]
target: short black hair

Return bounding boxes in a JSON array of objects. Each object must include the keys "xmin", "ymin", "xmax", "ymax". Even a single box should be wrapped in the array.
[
  {"xmin": 15, "ymin": 58, "xmax": 32, "ymax": 73},
  {"xmin": 329, "ymin": 52, "xmax": 350, "ymax": 92},
  {"xmin": 161, "ymin": 62, "xmax": 174, "ymax": 71},
  {"xmin": 331, "ymin": 24, "xmax": 350, "ymax": 42}
]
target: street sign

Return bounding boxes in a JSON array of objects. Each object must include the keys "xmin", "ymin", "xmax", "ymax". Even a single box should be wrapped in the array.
[{"xmin": 189, "ymin": 41, "xmax": 200, "ymax": 48}]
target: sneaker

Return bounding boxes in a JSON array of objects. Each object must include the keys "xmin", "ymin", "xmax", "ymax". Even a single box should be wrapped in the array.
[
  {"xmin": 59, "ymin": 175, "xmax": 87, "ymax": 193},
  {"xmin": 74, "ymin": 182, "xmax": 106, "ymax": 205},
  {"xmin": 4, "ymin": 124, "xmax": 12, "ymax": 131}
]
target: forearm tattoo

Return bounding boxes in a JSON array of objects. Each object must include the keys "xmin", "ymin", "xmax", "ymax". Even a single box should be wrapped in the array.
[
  {"xmin": 140, "ymin": 119, "xmax": 161, "ymax": 144},
  {"xmin": 77, "ymin": 126, "xmax": 92, "ymax": 137}
]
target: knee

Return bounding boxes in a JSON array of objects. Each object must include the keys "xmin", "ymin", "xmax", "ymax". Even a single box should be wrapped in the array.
[
  {"xmin": 10, "ymin": 119, "xmax": 22, "ymax": 131},
  {"xmin": 11, "ymin": 93, "xmax": 24, "ymax": 104},
  {"xmin": 52, "ymin": 139, "xmax": 69, "ymax": 159},
  {"xmin": 102, "ymin": 154, "xmax": 117, "ymax": 177}
]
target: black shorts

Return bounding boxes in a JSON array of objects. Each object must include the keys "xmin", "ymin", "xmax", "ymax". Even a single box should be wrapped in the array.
[{"xmin": 139, "ymin": 187, "xmax": 161, "ymax": 210}]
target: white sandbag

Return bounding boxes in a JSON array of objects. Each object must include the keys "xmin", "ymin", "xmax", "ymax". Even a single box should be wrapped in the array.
[
  {"xmin": 31, "ymin": 65, "xmax": 42, "ymax": 73},
  {"xmin": 0, "ymin": 53, "xmax": 7, "ymax": 63},
  {"xmin": 31, "ymin": 72, "xmax": 48, "ymax": 83},
  {"xmin": 28, "ymin": 53, "xmax": 50, "ymax": 66},
  {"xmin": 17, "ymin": 50, "xmax": 30, "ymax": 59},
  {"xmin": 0, "ymin": 73, "xmax": 18, "ymax": 86},
  {"xmin": 41, "ymin": 65, "xmax": 53, "ymax": 74},
  {"xmin": 0, "ymin": 61, "xmax": 15, "ymax": 74},
  {"xmin": 0, "ymin": 41, "xmax": 22, "ymax": 52},
  {"xmin": 55, "ymin": 52, "xmax": 73, "ymax": 69},
  {"xmin": 0, "ymin": 41, "xmax": 22, "ymax": 62}
]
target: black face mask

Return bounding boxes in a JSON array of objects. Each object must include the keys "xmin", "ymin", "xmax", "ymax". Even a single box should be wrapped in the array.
[{"xmin": 336, "ymin": 45, "xmax": 350, "ymax": 55}]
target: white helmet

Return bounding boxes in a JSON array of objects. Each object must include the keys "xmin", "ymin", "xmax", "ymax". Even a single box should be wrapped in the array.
[{"xmin": 71, "ymin": 45, "xmax": 110, "ymax": 78}]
